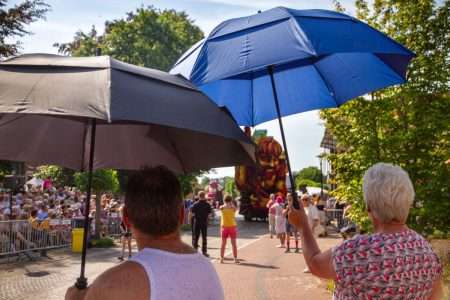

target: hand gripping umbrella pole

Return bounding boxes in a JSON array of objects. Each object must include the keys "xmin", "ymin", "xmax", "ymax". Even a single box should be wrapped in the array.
[{"xmin": 75, "ymin": 118, "xmax": 97, "ymax": 289}]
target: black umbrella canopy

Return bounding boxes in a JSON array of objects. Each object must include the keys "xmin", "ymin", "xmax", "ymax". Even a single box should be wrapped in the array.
[{"xmin": 0, "ymin": 54, "xmax": 255, "ymax": 173}]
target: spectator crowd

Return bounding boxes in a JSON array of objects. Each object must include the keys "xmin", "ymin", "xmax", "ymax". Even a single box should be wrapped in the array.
[{"xmin": 0, "ymin": 177, "xmax": 123, "ymax": 256}]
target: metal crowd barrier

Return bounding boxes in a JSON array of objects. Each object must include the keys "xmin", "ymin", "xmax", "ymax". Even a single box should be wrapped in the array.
[
  {"xmin": 0, "ymin": 219, "xmax": 72, "ymax": 257},
  {"xmin": 324, "ymin": 209, "xmax": 344, "ymax": 229},
  {"xmin": 0, "ymin": 217, "xmax": 123, "ymax": 258},
  {"xmin": 105, "ymin": 215, "xmax": 122, "ymax": 237}
]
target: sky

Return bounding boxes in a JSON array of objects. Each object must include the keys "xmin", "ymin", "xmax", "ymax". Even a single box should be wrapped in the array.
[{"xmin": 8, "ymin": 0, "xmax": 359, "ymax": 178}]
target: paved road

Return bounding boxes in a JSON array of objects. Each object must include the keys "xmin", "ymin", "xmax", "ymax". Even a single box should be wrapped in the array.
[
  {"xmin": 215, "ymin": 233, "xmax": 340, "ymax": 300},
  {"xmin": 0, "ymin": 214, "xmax": 340, "ymax": 300},
  {"xmin": 0, "ymin": 214, "xmax": 268, "ymax": 300}
]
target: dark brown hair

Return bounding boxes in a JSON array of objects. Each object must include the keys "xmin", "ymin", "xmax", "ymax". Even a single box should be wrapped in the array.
[
  {"xmin": 224, "ymin": 195, "xmax": 233, "ymax": 203},
  {"xmin": 125, "ymin": 166, "xmax": 182, "ymax": 236}
]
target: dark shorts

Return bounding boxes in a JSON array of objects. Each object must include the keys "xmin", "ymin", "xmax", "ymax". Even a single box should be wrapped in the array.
[
  {"xmin": 122, "ymin": 231, "xmax": 132, "ymax": 238},
  {"xmin": 285, "ymin": 223, "xmax": 298, "ymax": 233}
]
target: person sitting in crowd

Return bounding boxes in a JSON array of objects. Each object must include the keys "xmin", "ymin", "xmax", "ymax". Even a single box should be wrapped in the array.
[
  {"xmin": 288, "ymin": 162, "xmax": 443, "ymax": 299},
  {"xmin": 66, "ymin": 166, "xmax": 224, "ymax": 300},
  {"xmin": 37, "ymin": 203, "xmax": 49, "ymax": 221}
]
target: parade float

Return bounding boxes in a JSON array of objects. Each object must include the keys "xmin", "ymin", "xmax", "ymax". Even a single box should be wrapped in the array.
[
  {"xmin": 235, "ymin": 128, "xmax": 287, "ymax": 221},
  {"xmin": 205, "ymin": 179, "xmax": 223, "ymax": 207}
]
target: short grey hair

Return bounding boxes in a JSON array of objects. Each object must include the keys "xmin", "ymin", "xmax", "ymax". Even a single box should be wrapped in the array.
[{"xmin": 363, "ymin": 163, "xmax": 414, "ymax": 223}]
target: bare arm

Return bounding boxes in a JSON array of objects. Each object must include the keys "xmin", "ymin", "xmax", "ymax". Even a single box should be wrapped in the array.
[
  {"xmin": 65, "ymin": 262, "xmax": 149, "ymax": 300},
  {"xmin": 311, "ymin": 218, "xmax": 319, "ymax": 232},
  {"xmin": 288, "ymin": 204, "xmax": 336, "ymax": 279},
  {"xmin": 428, "ymin": 277, "xmax": 444, "ymax": 300}
]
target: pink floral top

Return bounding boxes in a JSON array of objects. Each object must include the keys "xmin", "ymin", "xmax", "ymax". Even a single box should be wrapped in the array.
[{"xmin": 332, "ymin": 229, "xmax": 442, "ymax": 300}]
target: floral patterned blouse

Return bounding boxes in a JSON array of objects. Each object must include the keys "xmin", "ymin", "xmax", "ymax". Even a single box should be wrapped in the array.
[{"xmin": 332, "ymin": 229, "xmax": 442, "ymax": 300}]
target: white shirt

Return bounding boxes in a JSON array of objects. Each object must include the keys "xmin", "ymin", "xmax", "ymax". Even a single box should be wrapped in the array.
[
  {"xmin": 304, "ymin": 205, "xmax": 319, "ymax": 229},
  {"xmin": 130, "ymin": 248, "xmax": 224, "ymax": 300}
]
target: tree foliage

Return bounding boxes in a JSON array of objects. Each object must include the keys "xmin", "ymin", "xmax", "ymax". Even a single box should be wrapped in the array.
[
  {"xmin": 295, "ymin": 166, "xmax": 323, "ymax": 184},
  {"xmin": 0, "ymin": 160, "xmax": 12, "ymax": 179},
  {"xmin": 0, "ymin": 0, "xmax": 49, "ymax": 57},
  {"xmin": 321, "ymin": 0, "xmax": 450, "ymax": 234},
  {"xmin": 296, "ymin": 178, "xmax": 320, "ymax": 189},
  {"xmin": 223, "ymin": 176, "xmax": 239, "ymax": 198},
  {"xmin": 199, "ymin": 176, "xmax": 210, "ymax": 189},
  {"xmin": 54, "ymin": 6, "xmax": 204, "ymax": 71},
  {"xmin": 54, "ymin": 6, "xmax": 204, "ymax": 195},
  {"xmin": 34, "ymin": 165, "xmax": 75, "ymax": 187},
  {"xmin": 178, "ymin": 171, "xmax": 205, "ymax": 198},
  {"xmin": 73, "ymin": 169, "xmax": 119, "ymax": 194}
]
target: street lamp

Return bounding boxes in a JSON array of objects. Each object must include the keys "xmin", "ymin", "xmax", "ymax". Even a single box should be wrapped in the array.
[{"xmin": 317, "ymin": 153, "xmax": 326, "ymax": 199}]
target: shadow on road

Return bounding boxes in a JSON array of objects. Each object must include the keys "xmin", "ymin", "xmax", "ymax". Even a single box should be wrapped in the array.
[{"xmin": 236, "ymin": 262, "xmax": 279, "ymax": 269}]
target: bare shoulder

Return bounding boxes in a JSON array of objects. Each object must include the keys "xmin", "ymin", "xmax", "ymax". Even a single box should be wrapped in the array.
[{"xmin": 85, "ymin": 261, "xmax": 150, "ymax": 300}]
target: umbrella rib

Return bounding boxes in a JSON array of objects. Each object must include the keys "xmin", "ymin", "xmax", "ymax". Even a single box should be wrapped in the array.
[
  {"xmin": 250, "ymin": 71, "xmax": 255, "ymax": 127},
  {"xmin": 80, "ymin": 120, "xmax": 89, "ymax": 172},
  {"xmin": 312, "ymin": 62, "xmax": 340, "ymax": 108},
  {"xmin": 0, "ymin": 115, "xmax": 26, "ymax": 127},
  {"xmin": 166, "ymin": 128, "xmax": 187, "ymax": 175}
]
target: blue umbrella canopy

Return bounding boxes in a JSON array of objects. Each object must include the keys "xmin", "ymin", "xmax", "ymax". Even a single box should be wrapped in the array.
[{"xmin": 171, "ymin": 7, "xmax": 415, "ymax": 126}]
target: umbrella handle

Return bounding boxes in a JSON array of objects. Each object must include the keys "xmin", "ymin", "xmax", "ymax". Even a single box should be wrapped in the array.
[
  {"xmin": 75, "ymin": 118, "xmax": 97, "ymax": 289},
  {"xmin": 267, "ymin": 66, "xmax": 300, "ymax": 208}
]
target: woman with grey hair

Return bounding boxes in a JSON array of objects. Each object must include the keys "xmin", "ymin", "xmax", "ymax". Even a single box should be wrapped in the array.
[{"xmin": 288, "ymin": 163, "xmax": 443, "ymax": 299}]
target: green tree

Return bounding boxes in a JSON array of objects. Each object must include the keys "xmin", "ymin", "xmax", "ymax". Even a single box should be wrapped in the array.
[
  {"xmin": 296, "ymin": 178, "xmax": 320, "ymax": 190},
  {"xmin": 73, "ymin": 169, "xmax": 119, "ymax": 194},
  {"xmin": 55, "ymin": 5, "xmax": 204, "ymax": 203},
  {"xmin": 178, "ymin": 171, "xmax": 205, "ymax": 198},
  {"xmin": 199, "ymin": 176, "xmax": 210, "ymax": 189},
  {"xmin": 55, "ymin": 6, "xmax": 204, "ymax": 71},
  {"xmin": 0, "ymin": 0, "xmax": 49, "ymax": 57},
  {"xmin": 74, "ymin": 169, "xmax": 119, "ymax": 238},
  {"xmin": 321, "ymin": 0, "xmax": 450, "ymax": 234},
  {"xmin": 34, "ymin": 165, "xmax": 75, "ymax": 187},
  {"xmin": 295, "ymin": 166, "xmax": 323, "ymax": 184},
  {"xmin": 55, "ymin": 6, "xmax": 205, "ymax": 231},
  {"xmin": 223, "ymin": 176, "xmax": 238, "ymax": 198},
  {"xmin": 0, "ymin": 161, "xmax": 12, "ymax": 180}
]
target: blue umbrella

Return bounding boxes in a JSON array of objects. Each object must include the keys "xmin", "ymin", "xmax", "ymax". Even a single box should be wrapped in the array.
[{"xmin": 171, "ymin": 7, "xmax": 414, "ymax": 202}]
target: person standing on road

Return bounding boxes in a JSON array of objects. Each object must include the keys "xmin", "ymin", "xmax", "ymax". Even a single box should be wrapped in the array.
[
  {"xmin": 283, "ymin": 193, "xmax": 300, "ymax": 253},
  {"xmin": 273, "ymin": 196, "xmax": 286, "ymax": 248},
  {"xmin": 188, "ymin": 196, "xmax": 199, "ymax": 248},
  {"xmin": 288, "ymin": 163, "xmax": 443, "ymax": 299},
  {"xmin": 300, "ymin": 194, "xmax": 319, "ymax": 272},
  {"xmin": 219, "ymin": 195, "xmax": 239, "ymax": 264},
  {"xmin": 302, "ymin": 195, "xmax": 320, "ymax": 237},
  {"xmin": 266, "ymin": 194, "xmax": 276, "ymax": 239},
  {"xmin": 65, "ymin": 166, "xmax": 224, "ymax": 300},
  {"xmin": 118, "ymin": 205, "xmax": 132, "ymax": 261},
  {"xmin": 191, "ymin": 191, "xmax": 212, "ymax": 257}
]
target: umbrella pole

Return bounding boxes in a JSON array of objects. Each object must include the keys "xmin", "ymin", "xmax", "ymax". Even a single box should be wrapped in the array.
[
  {"xmin": 267, "ymin": 66, "xmax": 299, "ymax": 208},
  {"xmin": 75, "ymin": 118, "xmax": 97, "ymax": 289}
]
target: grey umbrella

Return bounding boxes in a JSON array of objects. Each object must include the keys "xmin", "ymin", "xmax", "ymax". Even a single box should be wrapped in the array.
[{"xmin": 0, "ymin": 54, "xmax": 255, "ymax": 288}]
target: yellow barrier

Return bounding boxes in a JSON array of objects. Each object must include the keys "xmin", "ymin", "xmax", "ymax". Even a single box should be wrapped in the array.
[{"xmin": 71, "ymin": 228, "xmax": 84, "ymax": 253}]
